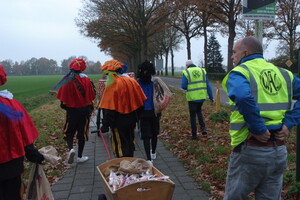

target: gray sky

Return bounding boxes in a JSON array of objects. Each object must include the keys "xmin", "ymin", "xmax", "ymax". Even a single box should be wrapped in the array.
[
  {"xmin": 0, "ymin": 0, "xmax": 276, "ymax": 68},
  {"xmin": 0, "ymin": 0, "xmax": 112, "ymax": 65}
]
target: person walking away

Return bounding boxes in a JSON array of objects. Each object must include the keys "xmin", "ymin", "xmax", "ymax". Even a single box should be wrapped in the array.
[
  {"xmin": 0, "ymin": 65, "xmax": 44, "ymax": 200},
  {"xmin": 222, "ymin": 36, "xmax": 300, "ymax": 199},
  {"xmin": 181, "ymin": 60, "xmax": 214, "ymax": 140},
  {"xmin": 53, "ymin": 58, "xmax": 96, "ymax": 164},
  {"xmin": 136, "ymin": 60, "xmax": 161, "ymax": 164},
  {"xmin": 99, "ymin": 59, "xmax": 146, "ymax": 158}
]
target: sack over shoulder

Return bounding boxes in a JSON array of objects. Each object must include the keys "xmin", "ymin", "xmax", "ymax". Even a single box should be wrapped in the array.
[
  {"xmin": 153, "ymin": 77, "xmax": 173, "ymax": 114},
  {"xmin": 25, "ymin": 164, "xmax": 54, "ymax": 200}
]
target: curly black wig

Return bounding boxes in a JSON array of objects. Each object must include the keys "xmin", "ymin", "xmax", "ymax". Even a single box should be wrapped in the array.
[{"xmin": 137, "ymin": 60, "xmax": 156, "ymax": 83}]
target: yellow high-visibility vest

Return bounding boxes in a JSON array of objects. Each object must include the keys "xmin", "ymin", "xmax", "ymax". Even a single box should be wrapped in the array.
[
  {"xmin": 182, "ymin": 67, "xmax": 207, "ymax": 101},
  {"xmin": 222, "ymin": 58, "xmax": 293, "ymax": 147}
]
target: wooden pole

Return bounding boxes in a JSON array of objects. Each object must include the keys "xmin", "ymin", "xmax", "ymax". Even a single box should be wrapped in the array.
[{"xmin": 216, "ymin": 81, "xmax": 220, "ymax": 111}]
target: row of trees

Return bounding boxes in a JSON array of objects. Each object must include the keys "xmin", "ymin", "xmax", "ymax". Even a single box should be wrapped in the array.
[
  {"xmin": 0, "ymin": 56, "xmax": 102, "ymax": 76},
  {"xmin": 0, "ymin": 33, "xmax": 226, "ymax": 76},
  {"xmin": 76, "ymin": 0, "xmax": 300, "ymax": 74}
]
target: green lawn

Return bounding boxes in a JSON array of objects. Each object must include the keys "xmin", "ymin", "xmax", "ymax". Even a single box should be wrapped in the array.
[{"xmin": 0, "ymin": 74, "xmax": 103, "ymax": 111}]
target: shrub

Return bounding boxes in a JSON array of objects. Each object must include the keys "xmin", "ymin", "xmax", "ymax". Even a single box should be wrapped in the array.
[{"xmin": 209, "ymin": 110, "xmax": 230, "ymax": 123}]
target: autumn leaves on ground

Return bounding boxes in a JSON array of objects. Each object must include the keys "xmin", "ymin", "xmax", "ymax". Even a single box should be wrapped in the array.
[{"xmin": 28, "ymin": 88, "xmax": 299, "ymax": 200}]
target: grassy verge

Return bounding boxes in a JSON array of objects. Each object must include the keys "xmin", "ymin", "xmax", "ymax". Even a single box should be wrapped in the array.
[
  {"xmin": 159, "ymin": 87, "xmax": 300, "ymax": 200},
  {"xmin": 23, "ymin": 100, "xmax": 68, "ymax": 188}
]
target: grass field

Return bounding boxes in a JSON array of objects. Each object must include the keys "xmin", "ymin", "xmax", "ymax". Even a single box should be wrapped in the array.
[{"xmin": 0, "ymin": 74, "xmax": 103, "ymax": 111}]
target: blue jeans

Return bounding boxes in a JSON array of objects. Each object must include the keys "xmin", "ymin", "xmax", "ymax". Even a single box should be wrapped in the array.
[
  {"xmin": 188, "ymin": 101, "xmax": 205, "ymax": 137},
  {"xmin": 224, "ymin": 144, "xmax": 287, "ymax": 200}
]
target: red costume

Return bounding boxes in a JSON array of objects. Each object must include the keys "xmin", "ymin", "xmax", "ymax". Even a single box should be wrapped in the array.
[
  {"xmin": 56, "ymin": 59, "xmax": 95, "ymax": 108},
  {"xmin": 0, "ymin": 65, "xmax": 44, "ymax": 200},
  {"xmin": 0, "ymin": 97, "xmax": 39, "ymax": 164},
  {"xmin": 56, "ymin": 75, "xmax": 95, "ymax": 108},
  {"xmin": 55, "ymin": 59, "xmax": 96, "ymax": 163}
]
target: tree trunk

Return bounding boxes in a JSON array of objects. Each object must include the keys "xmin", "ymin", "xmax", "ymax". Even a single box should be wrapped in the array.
[
  {"xmin": 171, "ymin": 47, "xmax": 174, "ymax": 76},
  {"xmin": 141, "ymin": 29, "xmax": 148, "ymax": 62},
  {"xmin": 165, "ymin": 50, "xmax": 169, "ymax": 76},
  {"xmin": 290, "ymin": 39, "xmax": 295, "ymax": 61},
  {"xmin": 203, "ymin": 24, "xmax": 208, "ymax": 68},
  {"xmin": 186, "ymin": 36, "xmax": 192, "ymax": 59},
  {"xmin": 227, "ymin": 19, "xmax": 236, "ymax": 71}
]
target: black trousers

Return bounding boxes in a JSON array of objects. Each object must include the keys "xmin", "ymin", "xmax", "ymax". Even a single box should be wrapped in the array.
[
  {"xmin": 140, "ymin": 110, "xmax": 161, "ymax": 160},
  {"xmin": 111, "ymin": 122, "xmax": 136, "ymax": 158},
  {"xmin": 0, "ymin": 175, "xmax": 22, "ymax": 200},
  {"xmin": 188, "ymin": 101, "xmax": 205, "ymax": 137},
  {"xmin": 63, "ymin": 107, "xmax": 91, "ymax": 157}
]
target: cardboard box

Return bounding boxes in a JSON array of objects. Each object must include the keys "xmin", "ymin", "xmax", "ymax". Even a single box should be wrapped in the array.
[{"xmin": 97, "ymin": 157, "xmax": 175, "ymax": 200}]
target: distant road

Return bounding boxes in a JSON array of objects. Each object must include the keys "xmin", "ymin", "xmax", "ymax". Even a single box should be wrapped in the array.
[{"xmin": 159, "ymin": 76, "xmax": 229, "ymax": 105}]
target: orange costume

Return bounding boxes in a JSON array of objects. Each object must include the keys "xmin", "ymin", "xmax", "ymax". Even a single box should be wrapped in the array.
[{"xmin": 99, "ymin": 59, "xmax": 146, "ymax": 157}]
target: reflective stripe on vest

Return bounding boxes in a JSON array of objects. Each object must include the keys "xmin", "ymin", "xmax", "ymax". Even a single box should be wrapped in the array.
[{"xmin": 183, "ymin": 67, "xmax": 207, "ymax": 101}]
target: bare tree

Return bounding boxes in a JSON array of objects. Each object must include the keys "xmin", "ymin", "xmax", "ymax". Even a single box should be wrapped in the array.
[
  {"xmin": 169, "ymin": 27, "xmax": 183, "ymax": 75},
  {"xmin": 271, "ymin": 0, "xmax": 300, "ymax": 61},
  {"xmin": 152, "ymin": 24, "xmax": 182, "ymax": 75},
  {"xmin": 210, "ymin": 0, "xmax": 242, "ymax": 71},
  {"xmin": 236, "ymin": 16, "xmax": 255, "ymax": 38},
  {"xmin": 172, "ymin": 0, "xmax": 202, "ymax": 60},
  {"xmin": 0, "ymin": 60, "xmax": 14, "ymax": 75},
  {"xmin": 76, "ymin": 0, "xmax": 172, "ymax": 73},
  {"xmin": 196, "ymin": 1, "xmax": 217, "ymax": 68}
]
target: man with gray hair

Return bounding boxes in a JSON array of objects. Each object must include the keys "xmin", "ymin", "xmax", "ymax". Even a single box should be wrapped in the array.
[
  {"xmin": 181, "ymin": 60, "xmax": 214, "ymax": 140},
  {"xmin": 222, "ymin": 36, "xmax": 300, "ymax": 199}
]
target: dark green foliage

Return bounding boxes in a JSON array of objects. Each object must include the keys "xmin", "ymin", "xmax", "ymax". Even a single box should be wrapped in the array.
[
  {"xmin": 206, "ymin": 34, "xmax": 226, "ymax": 73},
  {"xmin": 283, "ymin": 171, "xmax": 300, "ymax": 197},
  {"xmin": 209, "ymin": 110, "xmax": 230, "ymax": 123}
]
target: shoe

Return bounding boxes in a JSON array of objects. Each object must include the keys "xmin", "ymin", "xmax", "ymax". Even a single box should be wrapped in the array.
[
  {"xmin": 147, "ymin": 160, "xmax": 153, "ymax": 166},
  {"xmin": 77, "ymin": 156, "xmax": 89, "ymax": 163},
  {"xmin": 67, "ymin": 149, "xmax": 75, "ymax": 164},
  {"xmin": 151, "ymin": 152, "xmax": 157, "ymax": 160},
  {"xmin": 201, "ymin": 127, "xmax": 207, "ymax": 136},
  {"xmin": 191, "ymin": 136, "xmax": 199, "ymax": 140}
]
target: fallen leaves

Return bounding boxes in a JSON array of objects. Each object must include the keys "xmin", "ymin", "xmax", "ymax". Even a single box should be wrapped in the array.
[{"xmin": 159, "ymin": 88, "xmax": 299, "ymax": 200}]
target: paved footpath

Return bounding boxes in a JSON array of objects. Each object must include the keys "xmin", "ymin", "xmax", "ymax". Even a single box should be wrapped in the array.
[{"xmin": 52, "ymin": 116, "xmax": 210, "ymax": 200}]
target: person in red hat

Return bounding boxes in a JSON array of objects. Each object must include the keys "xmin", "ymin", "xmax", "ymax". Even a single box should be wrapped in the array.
[
  {"xmin": 53, "ymin": 58, "xmax": 96, "ymax": 164},
  {"xmin": 99, "ymin": 59, "xmax": 146, "ymax": 158},
  {"xmin": 0, "ymin": 65, "xmax": 44, "ymax": 200}
]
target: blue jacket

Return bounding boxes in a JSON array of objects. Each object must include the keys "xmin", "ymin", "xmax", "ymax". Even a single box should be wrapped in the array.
[
  {"xmin": 137, "ymin": 80, "xmax": 154, "ymax": 110},
  {"xmin": 226, "ymin": 54, "xmax": 300, "ymax": 134}
]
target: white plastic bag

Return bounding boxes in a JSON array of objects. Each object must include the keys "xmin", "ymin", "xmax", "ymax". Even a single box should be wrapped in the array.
[
  {"xmin": 153, "ymin": 77, "xmax": 173, "ymax": 114},
  {"xmin": 25, "ymin": 164, "xmax": 54, "ymax": 200}
]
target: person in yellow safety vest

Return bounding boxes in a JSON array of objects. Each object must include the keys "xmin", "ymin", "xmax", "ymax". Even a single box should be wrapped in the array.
[
  {"xmin": 222, "ymin": 36, "xmax": 300, "ymax": 199},
  {"xmin": 181, "ymin": 60, "xmax": 214, "ymax": 140}
]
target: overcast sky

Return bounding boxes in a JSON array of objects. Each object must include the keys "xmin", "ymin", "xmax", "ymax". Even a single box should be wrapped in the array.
[{"xmin": 0, "ymin": 0, "xmax": 277, "ymax": 68}]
